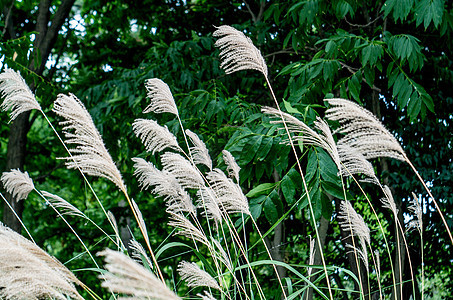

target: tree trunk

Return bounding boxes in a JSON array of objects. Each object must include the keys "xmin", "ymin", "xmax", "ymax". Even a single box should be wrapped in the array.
[{"xmin": 2, "ymin": 0, "xmax": 75, "ymax": 232}]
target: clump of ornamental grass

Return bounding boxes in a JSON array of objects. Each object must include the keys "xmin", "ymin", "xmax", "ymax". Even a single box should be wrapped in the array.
[
  {"xmin": 0, "ymin": 223, "xmax": 83, "ymax": 300},
  {"xmin": 0, "ymin": 23, "xmax": 446, "ymax": 300}
]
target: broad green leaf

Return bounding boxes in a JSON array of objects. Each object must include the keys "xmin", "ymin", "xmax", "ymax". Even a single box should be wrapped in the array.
[
  {"xmin": 363, "ymin": 67, "xmax": 375, "ymax": 87},
  {"xmin": 284, "ymin": 99, "xmax": 302, "ymax": 114},
  {"xmin": 321, "ymin": 192, "xmax": 333, "ymax": 219},
  {"xmin": 318, "ymin": 148, "xmax": 339, "ymax": 183},
  {"xmin": 348, "ymin": 71, "xmax": 362, "ymax": 101},
  {"xmin": 408, "ymin": 92, "xmax": 421, "ymax": 121},
  {"xmin": 322, "ymin": 180, "xmax": 345, "ymax": 200},
  {"xmin": 246, "ymin": 182, "xmax": 277, "ymax": 198},
  {"xmin": 263, "ymin": 190, "xmax": 280, "ymax": 224},
  {"xmin": 241, "ymin": 134, "xmax": 263, "ymax": 165},
  {"xmin": 281, "ymin": 173, "xmax": 296, "ymax": 204}
]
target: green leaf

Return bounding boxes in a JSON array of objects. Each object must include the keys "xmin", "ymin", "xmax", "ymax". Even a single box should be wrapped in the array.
[
  {"xmin": 321, "ymin": 192, "xmax": 333, "ymax": 219},
  {"xmin": 415, "ymin": 0, "xmax": 444, "ymax": 29},
  {"xmin": 361, "ymin": 43, "xmax": 383, "ymax": 66},
  {"xmin": 363, "ymin": 67, "xmax": 375, "ymax": 87},
  {"xmin": 241, "ymin": 134, "xmax": 263, "ymax": 165},
  {"xmin": 388, "ymin": 34, "xmax": 424, "ymax": 71},
  {"xmin": 407, "ymin": 91, "xmax": 421, "ymax": 121},
  {"xmin": 382, "ymin": 0, "xmax": 414, "ymax": 21},
  {"xmin": 246, "ymin": 183, "xmax": 278, "ymax": 198},
  {"xmin": 263, "ymin": 190, "xmax": 280, "ymax": 224},
  {"xmin": 322, "ymin": 180, "xmax": 345, "ymax": 200},
  {"xmin": 325, "ymin": 40, "xmax": 338, "ymax": 57},
  {"xmin": 256, "ymin": 136, "xmax": 274, "ymax": 161},
  {"xmin": 283, "ymin": 99, "xmax": 302, "ymax": 114},
  {"xmin": 249, "ymin": 199, "xmax": 263, "ymax": 221},
  {"xmin": 348, "ymin": 71, "xmax": 362, "ymax": 101},
  {"xmin": 335, "ymin": 0, "xmax": 354, "ymax": 19},
  {"xmin": 281, "ymin": 173, "xmax": 296, "ymax": 204}
]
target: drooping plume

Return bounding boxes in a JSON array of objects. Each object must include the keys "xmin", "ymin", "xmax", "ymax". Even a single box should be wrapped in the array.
[
  {"xmin": 380, "ymin": 185, "xmax": 398, "ymax": 216},
  {"xmin": 42, "ymin": 191, "xmax": 87, "ymax": 219},
  {"xmin": 0, "ymin": 223, "xmax": 82, "ymax": 300},
  {"xmin": 197, "ymin": 291, "xmax": 217, "ymax": 300},
  {"xmin": 132, "ymin": 157, "xmax": 194, "ymax": 214},
  {"xmin": 213, "ymin": 25, "xmax": 268, "ymax": 78},
  {"xmin": 133, "ymin": 119, "xmax": 181, "ymax": 154},
  {"xmin": 337, "ymin": 144, "xmax": 378, "ymax": 184},
  {"xmin": 222, "ymin": 150, "xmax": 240, "ymax": 182},
  {"xmin": 129, "ymin": 239, "xmax": 153, "ymax": 268},
  {"xmin": 1, "ymin": 169, "xmax": 35, "ymax": 201},
  {"xmin": 99, "ymin": 249, "xmax": 180, "ymax": 299},
  {"xmin": 167, "ymin": 212, "xmax": 209, "ymax": 247},
  {"xmin": 262, "ymin": 106, "xmax": 340, "ymax": 170},
  {"xmin": 207, "ymin": 168, "xmax": 250, "ymax": 216},
  {"xmin": 338, "ymin": 201, "xmax": 370, "ymax": 270},
  {"xmin": 0, "ymin": 68, "xmax": 42, "ymax": 121},
  {"xmin": 177, "ymin": 261, "xmax": 221, "ymax": 290},
  {"xmin": 160, "ymin": 152, "xmax": 204, "ymax": 189},
  {"xmin": 325, "ymin": 98, "xmax": 405, "ymax": 161},
  {"xmin": 186, "ymin": 129, "xmax": 212, "ymax": 170},
  {"xmin": 407, "ymin": 192, "xmax": 423, "ymax": 234},
  {"xmin": 144, "ymin": 78, "xmax": 179, "ymax": 116},
  {"xmin": 197, "ymin": 187, "xmax": 222, "ymax": 223},
  {"xmin": 53, "ymin": 93, "xmax": 127, "ymax": 193}
]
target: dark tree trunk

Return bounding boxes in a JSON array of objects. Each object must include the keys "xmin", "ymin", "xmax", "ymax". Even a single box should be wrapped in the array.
[{"xmin": 2, "ymin": 0, "xmax": 76, "ymax": 232}]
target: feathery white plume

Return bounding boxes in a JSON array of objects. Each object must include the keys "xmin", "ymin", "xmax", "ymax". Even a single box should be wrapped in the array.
[
  {"xmin": 161, "ymin": 152, "xmax": 204, "ymax": 189},
  {"xmin": 407, "ymin": 192, "xmax": 423, "ymax": 234},
  {"xmin": 307, "ymin": 236, "xmax": 315, "ymax": 276},
  {"xmin": 325, "ymin": 98, "xmax": 405, "ymax": 161},
  {"xmin": 53, "ymin": 93, "xmax": 127, "ymax": 193},
  {"xmin": 197, "ymin": 291, "xmax": 217, "ymax": 300},
  {"xmin": 338, "ymin": 201, "xmax": 370, "ymax": 270},
  {"xmin": 167, "ymin": 212, "xmax": 209, "ymax": 246},
  {"xmin": 380, "ymin": 185, "xmax": 398, "ymax": 216},
  {"xmin": 133, "ymin": 119, "xmax": 181, "ymax": 154},
  {"xmin": 375, "ymin": 250, "xmax": 381, "ymax": 279},
  {"xmin": 0, "ymin": 68, "xmax": 42, "ymax": 121},
  {"xmin": 186, "ymin": 129, "xmax": 212, "ymax": 170},
  {"xmin": 222, "ymin": 150, "xmax": 240, "ymax": 182},
  {"xmin": 213, "ymin": 25, "xmax": 268, "ymax": 77},
  {"xmin": 0, "ymin": 223, "xmax": 82, "ymax": 300},
  {"xmin": 212, "ymin": 239, "xmax": 233, "ymax": 272},
  {"xmin": 262, "ymin": 106, "xmax": 341, "ymax": 170},
  {"xmin": 178, "ymin": 261, "xmax": 221, "ymax": 290},
  {"xmin": 131, "ymin": 199, "xmax": 149, "ymax": 244},
  {"xmin": 337, "ymin": 144, "xmax": 379, "ymax": 184},
  {"xmin": 144, "ymin": 78, "xmax": 179, "ymax": 115},
  {"xmin": 132, "ymin": 157, "xmax": 194, "ymax": 214},
  {"xmin": 207, "ymin": 169, "xmax": 250, "ymax": 215},
  {"xmin": 1, "ymin": 169, "xmax": 34, "ymax": 201},
  {"xmin": 129, "ymin": 239, "xmax": 153, "ymax": 268},
  {"xmin": 197, "ymin": 187, "xmax": 222, "ymax": 223},
  {"xmin": 99, "ymin": 249, "xmax": 180, "ymax": 299},
  {"xmin": 42, "ymin": 191, "xmax": 87, "ymax": 219},
  {"xmin": 107, "ymin": 211, "xmax": 121, "ymax": 247}
]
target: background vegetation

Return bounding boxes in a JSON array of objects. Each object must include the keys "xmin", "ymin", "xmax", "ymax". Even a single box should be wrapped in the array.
[{"xmin": 1, "ymin": 0, "xmax": 452, "ymax": 299}]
